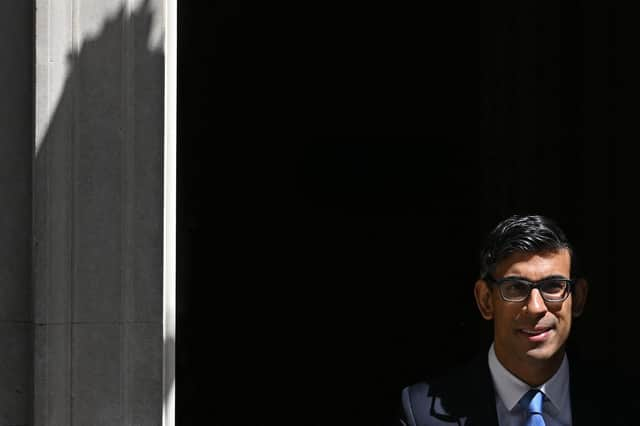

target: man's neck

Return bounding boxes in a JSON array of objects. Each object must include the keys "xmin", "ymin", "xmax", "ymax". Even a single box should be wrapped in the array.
[{"xmin": 495, "ymin": 347, "xmax": 565, "ymax": 387}]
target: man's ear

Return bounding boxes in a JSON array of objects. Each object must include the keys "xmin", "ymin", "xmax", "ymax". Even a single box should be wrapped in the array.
[
  {"xmin": 474, "ymin": 280, "xmax": 494, "ymax": 320},
  {"xmin": 572, "ymin": 278, "xmax": 588, "ymax": 317}
]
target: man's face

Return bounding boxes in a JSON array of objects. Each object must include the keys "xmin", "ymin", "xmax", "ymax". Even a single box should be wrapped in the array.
[{"xmin": 475, "ymin": 249, "xmax": 586, "ymax": 376}]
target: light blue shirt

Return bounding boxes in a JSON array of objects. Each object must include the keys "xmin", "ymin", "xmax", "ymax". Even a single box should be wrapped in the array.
[{"xmin": 487, "ymin": 343, "xmax": 572, "ymax": 426}]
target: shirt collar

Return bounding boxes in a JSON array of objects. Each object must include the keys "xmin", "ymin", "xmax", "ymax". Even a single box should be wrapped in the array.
[{"xmin": 487, "ymin": 342, "xmax": 570, "ymax": 413}]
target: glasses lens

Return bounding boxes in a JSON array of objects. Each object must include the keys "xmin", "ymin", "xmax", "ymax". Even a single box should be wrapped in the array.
[
  {"xmin": 501, "ymin": 280, "xmax": 529, "ymax": 301},
  {"xmin": 540, "ymin": 279, "xmax": 568, "ymax": 300}
]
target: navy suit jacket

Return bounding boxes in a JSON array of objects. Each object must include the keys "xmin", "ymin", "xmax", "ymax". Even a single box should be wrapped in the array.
[{"xmin": 398, "ymin": 348, "xmax": 634, "ymax": 425}]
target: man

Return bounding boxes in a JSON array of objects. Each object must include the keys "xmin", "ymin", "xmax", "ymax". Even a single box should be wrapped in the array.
[{"xmin": 398, "ymin": 214, "xmax": 630, "ymax": 425}]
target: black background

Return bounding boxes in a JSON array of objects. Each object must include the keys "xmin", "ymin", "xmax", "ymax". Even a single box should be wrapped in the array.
[{"xmin": 178, "ymin": 2, "xmax": 637, "ymax": 425}]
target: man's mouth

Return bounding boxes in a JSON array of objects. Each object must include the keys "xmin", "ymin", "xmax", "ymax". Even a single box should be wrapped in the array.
[
  {"xmin": 521, "ymin": 327, "xmax": 551, "ymax": 335},
  {"xmin": 519, "ymin": 327, "xmax": 553, "ymax": 342}
]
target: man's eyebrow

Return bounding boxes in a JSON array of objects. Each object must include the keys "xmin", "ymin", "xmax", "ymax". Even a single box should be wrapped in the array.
[{"xmin": 502, "ymin": 274, "xmax": 570, "ymax": 281}]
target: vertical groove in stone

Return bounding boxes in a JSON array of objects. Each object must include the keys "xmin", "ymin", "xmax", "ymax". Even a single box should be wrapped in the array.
[
  {"xmin": 35, "ymin": 0, "xmax": 52, "ymax": 421},
  {"xmin": 69, "ymin": 1, "xmax": 78, "ymax": 424},
  {"xmin": 44, "ymin": 1, "xmax": 52, "ymax": 423},
  {"xmin": 121, "ymin": 0, "xmax": 135, "ymax": 424}
]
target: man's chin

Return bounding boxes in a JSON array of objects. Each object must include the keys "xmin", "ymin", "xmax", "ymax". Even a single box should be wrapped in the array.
[
  {"xmin": 524, "ymin": 344, "xmax": 562, "ymax": 362},
  {"xmin": 525, "ymin": 348, "xmax": 552, "ymax": 361}
]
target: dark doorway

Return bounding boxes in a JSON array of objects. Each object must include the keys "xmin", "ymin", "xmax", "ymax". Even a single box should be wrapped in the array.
[{"xmin": 178, "ymin": 3, "xmax": 632, "ymax": 425}]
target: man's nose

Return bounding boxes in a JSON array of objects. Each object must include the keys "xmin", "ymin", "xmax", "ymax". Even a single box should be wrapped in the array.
[{"xmin": 526, "ymin": 288, "xmax": 547, "ymax": 314}]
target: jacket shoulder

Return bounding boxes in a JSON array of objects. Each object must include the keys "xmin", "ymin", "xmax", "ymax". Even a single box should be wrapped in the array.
[
  {"xmin": 400, "ymin": 381, "xmax": 459, "ymax": 425},
  {"xmin": 398, "ymin": 353, "xmax": 496, "ymax": 426},
  {"xmin": 568, "ymin": 351, "xmax": 639, "ymax": 425}
]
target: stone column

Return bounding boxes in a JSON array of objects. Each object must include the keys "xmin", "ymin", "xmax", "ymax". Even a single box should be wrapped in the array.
[
  {"xmin": 33, "ymin": 0, "xmax": 173, "ymax": 424},
  {"xmin": 0, "ymin": 3, "xmax": 34, "ymax": 425}
]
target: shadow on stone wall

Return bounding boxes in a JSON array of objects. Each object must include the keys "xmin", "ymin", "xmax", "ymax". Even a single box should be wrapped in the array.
[
  {"xmin": 34, "ymin": 1, "xmax": 169, "ymax": 424},
  {"xmin": 0, "ymin": 2, "xmax": 33, "ymax": 425}
]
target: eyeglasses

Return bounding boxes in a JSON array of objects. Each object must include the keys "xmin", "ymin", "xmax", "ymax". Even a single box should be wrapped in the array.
[{"xmin": 484, "ymin": 274, "xmax": 574, "ymax": 302}]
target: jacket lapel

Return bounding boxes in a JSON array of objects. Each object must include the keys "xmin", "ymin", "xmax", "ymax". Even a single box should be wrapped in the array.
[
  {"xmin": 429, "ymin": 352, "xmax": 498, "ymax": 426},
  {"xmin": 461, "ymin": 354, "xmax": 498, "ymax": 426}
]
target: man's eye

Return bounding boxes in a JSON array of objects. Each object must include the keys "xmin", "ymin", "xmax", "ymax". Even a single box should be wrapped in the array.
[
  {"xmin": 503, "ymin": 281, "xmax": 528, "ymax": 293},
  {"xmin": 542, "ymin": 280, "xmax": 566, "ymax": 293}
]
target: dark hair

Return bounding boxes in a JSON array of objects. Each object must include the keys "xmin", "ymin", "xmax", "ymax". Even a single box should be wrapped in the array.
[{"xmin": 479, "ymin": 215, "xmax": 579, "ymax": 279}]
